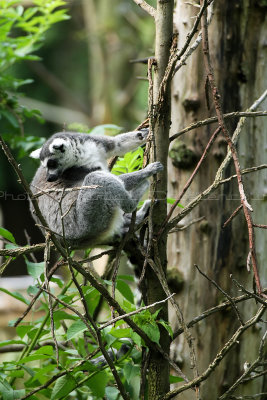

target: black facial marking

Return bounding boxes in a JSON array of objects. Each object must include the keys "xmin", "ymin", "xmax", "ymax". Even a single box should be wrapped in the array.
[
  {"xmin": 53, "ymin": 144, "xmax": 65, "ymax": 152},
  {"xmin": 62, "ymin": 166, "xmax": 101, "ymax": 181},
  {"xmin": 47, "ymin": 159, "xmax": 58, "ymax": 169}
]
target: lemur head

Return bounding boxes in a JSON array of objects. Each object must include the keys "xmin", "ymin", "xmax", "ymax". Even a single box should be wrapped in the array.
[{"xmin": 30, "ymin": 133, "xmax": 92, "ymax": 182}]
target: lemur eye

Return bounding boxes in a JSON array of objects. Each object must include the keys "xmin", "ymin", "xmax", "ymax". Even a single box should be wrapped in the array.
[
  {"xmin": 53, "ymin": 144, "xmax": 65, "ymax": 152},
  {"xmin": 47, "ymin": 159, "xmax": 58, "ymax": 169}
]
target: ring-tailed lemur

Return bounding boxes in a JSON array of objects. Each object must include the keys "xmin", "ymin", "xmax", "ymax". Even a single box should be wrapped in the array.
[{"xmin": 30, "ymin": 129, "xmax": 163, "ymax": 248}]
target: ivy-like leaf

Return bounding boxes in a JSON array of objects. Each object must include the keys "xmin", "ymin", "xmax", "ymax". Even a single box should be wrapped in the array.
[
  {"xmin": 116, "ymin": 280, "xmax": 135, "ymax": 304},
  {"xmin": 0, "ymin": 288, "xmax": 29, "ymax": 305},
  {"xmin": 67, "ymin": 320, "xmax": 87, "ymax": 340},
  {"xmin": 25, "ymin": 260, "xmax": 45, "ymax": 279},
  {"xmin": 86, "ymin": 371, "xmax": 109, "ymax": 398},
  {"xmin": 105, "ymin": 386, "xmax": 120, "ymax": 400},
  {"xmin": 51, "ymin": 374, "xmax": 76, "ymax": 400},
  {"xmin": 0, "ymin": 227, "xmax": 16, "ymax": 244}
]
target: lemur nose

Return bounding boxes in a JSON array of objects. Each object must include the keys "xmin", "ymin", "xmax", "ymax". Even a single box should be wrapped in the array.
[{"xmin": 47, "ymin": 173, "xmax": 59, "ymax": 182}]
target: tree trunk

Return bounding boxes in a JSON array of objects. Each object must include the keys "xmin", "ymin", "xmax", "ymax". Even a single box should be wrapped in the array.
[
  {"xmin": 146, "ymin": 1, "xmax": 174, "ymax": 398},
  {"xmin": 169, "ymin": 1, "xmax": 267, "ymax": 398}
]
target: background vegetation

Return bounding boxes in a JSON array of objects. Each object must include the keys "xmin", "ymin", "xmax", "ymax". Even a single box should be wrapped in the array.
[{"xmin": 0, "ymin": 1, "xmax": 266, "ymax": 400}]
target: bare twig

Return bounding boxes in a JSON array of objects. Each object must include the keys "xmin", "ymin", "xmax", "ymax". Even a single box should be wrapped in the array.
[
  {"xmin": 132, "ymin": 0, "xmax": 156, "ymax": 18},
  {"xmin": 166, "ymin": 164, "xmax": 267, "ymax": 234},
  {"xmin": 219, "ymin": 330, "xmax": 267, "ymax": 399},
  {"xmin": 194, "ymin": 264, "xmax": 244, "ymax": 326},
  {"xmin": 99, "ymin": 293, "xmax": 175, "ymax": 330},
  {"xmin": 169, "ymin": 111, "xmax": 267, "ymax": 142},
  {"xmin": 230, "ymin": 278, "xmax": 267, "ymax": 307},
  {"xmin": 21, "ymin": 348, "xmax": 101, "ymax": 400},
  {"xmin": 172, "ymin": 289, "xmax": 267, "ymax": 339},
  {"xmin": 222, "ymin": 204, "xmax": 243, "ymax": 229},
  {"xmin": 44, "ymin": 233, "xmax": 59, "ymax": 366},
  {"xmin": 253, "ymin": 224, "xmax": 267, "ymax": 229},
  {"xmin": 159, "ymin": 126, "xmax": 221, "ymax": 235},
  {"xmin": 161, "ymin": 305, "xmax": 266, "ymax": 399},
  {"xmin": 169, "ymin": 216, "xmax": 205, "ymax": 233},
  {"xmin": 72, "ymin": 259, "xmax": 189, "ymax": 381},
  {"xmin": 200, "ymin": 3, "xmax": 264, "ymax": 295},
  {"xmin": 32, "ymin": 184, "xmax": 98, "ymax": 198},
  {"xmin": 13, "ymin": 262, "xmax": 61, "ymax": 327}
]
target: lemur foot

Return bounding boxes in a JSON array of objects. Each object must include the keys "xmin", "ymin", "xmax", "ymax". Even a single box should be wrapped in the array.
[
  {"xmin": 136, "ymin": 128, "xmax": 149, "ymax": 141},
  {"xmin": 146, "ymin": 161, "xmax": 164, "ymax": 174}
]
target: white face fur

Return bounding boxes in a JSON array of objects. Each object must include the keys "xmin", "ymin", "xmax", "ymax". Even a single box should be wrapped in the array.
[{"xmin": 30, "ymin": 136, "xmax": 108, "ymax": 182}]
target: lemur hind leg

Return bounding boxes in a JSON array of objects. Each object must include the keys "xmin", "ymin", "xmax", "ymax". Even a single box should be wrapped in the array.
[{"xmin": 122, "ymin": 199, "xmax": 151, "ymax": 232}]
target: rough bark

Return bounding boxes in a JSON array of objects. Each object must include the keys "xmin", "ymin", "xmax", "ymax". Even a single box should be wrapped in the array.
[
  {"xmin": 145, "ymin": 1, "xmax": 174, "ymax": 398},
  {"xmin": 168, "ymin": 1, "xmax": 267, "ymax": 398}
]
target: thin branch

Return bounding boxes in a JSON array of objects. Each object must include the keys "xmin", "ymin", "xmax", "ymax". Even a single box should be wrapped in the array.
[
  {"xmin": 194, "ymin": 264, "xmax": 244, "ymax": 326},
  {"xmin": 32, "ymin": 184, "xmax": 98, "ymax": 198},
  {"xmin": 219, "ymin": 330, "xmax": 267, "ymax": 400},
  {"xmin": 99, "ymin": 293, "xmax": 175, "ymax": 330},
  {"xmin": 132, "ymin": 0, "xmax": 156, "ymax": 18},
  {"xmin": 169, "ymin": 216, "xmax": 205, "ymax": 233},
  {"xmin": 159, "ymin": 126, "xmax": 221, "ymax": 235},
  {"xmin": 21, "ymin": 348, "xmax": 101, "ymax": 400},
  {"xmin": 222, "ymin": 204, "xmax": 243, "ymax": 229},
  {"xmin": 72, "ymin": 259, "xmax": 189, "ymax": 381},
  {"xmin": 169, "ymin": 110, "xmax": 267, "ymax": 142},
  {"xmin": 161, "ymin": 305, "xmax": 266, "ymax": 399},
  {"xmin": 200, "ymin": 3, "xmax": 263, "ymax": 295},
  {"xmin": 44, "ymin": 233, "xmax": 59, "ymax": 366},
  {"xmin": 172, "ymin": 289, "xmax": 267, "ymax": 340},
  {"xmin": 156, "ymin": 0, "xmax": 212, "ymax": 109},
  {"xmin": 253, "ymin": 224, "xmax": 267, "ymax": 229},
  {"xmin": 166, "ymin": 164, "xmax": 267, "ymax": 234},
  {"xmin": 13, "ymin": 262, "xmax": 61, "ymax": 327}
]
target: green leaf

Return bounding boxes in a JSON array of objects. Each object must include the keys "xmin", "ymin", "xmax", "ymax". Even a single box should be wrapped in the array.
[
  {"xmin": 105, "ymin": 386, "xmax": 120, "ymax": 400},
  {"xmin": 0, "ymin": 288, "xmax": 29, "ymax": 305},
  {"xmin": 0, "ymin": 110, "xmax": 19, "ymax": 128},
  {"xmin": 131, "ymin": 331, "xmax": 142, "ymax": 347},
  {"xmin": 67, "ymin": 320, "xmax": 87, "ymax": 340},
  {"xmin": 25, "ymin": 260, "xmax": 45, "ymax": 279},
  {"xmin": 18, "ymin": 354, "xmax": 51, "ymax": 364},
  {"xmin": 123, "ymin": 363, "xmax": 140, "ymax": 384},
  {"xmin": 16, "ymin": 325, "xmax": 33, "ymax": 339},
  {"xmin": 142, "ymin": 322, "xmax": 160, "ymax": 345},
  {"xmin": 53, "ymin": 310, "xmax": 78, "ymax": 322},
  {"xmin": 0, "ymin": 339, "xmax": 26, "ymax": 348},
  {"xmin": 27, "ymin": 285, "xmax": 39, "ymax": 296},
  {"xmin": 9, "ymin": 370, "xmax": 24, "ymax": 379},
  {"xmin": 0, "ymin": 378, "xmax": 25, "ymax": 400},
  {"xmin": 116, "ymin": 280, "xmax": 134, "ymax": 304},
  {"xmin": 50, "ymin": 276, "xmax": 64, "ymax": 288},
  {"xmin": 112, "ymin": 148, "xmax": 144, "ymax": 175},
  {"xmin": 86, "ymin": 371, "xmax": 109, "ymax": 398},
  {"xmin": 167, "ymin": 197, "xmax": 184, "ymax": 208},
  {"xmin": 117, "ymin": 274, "xmax": 135, "ymax": 282},
  {"xmin": 51, "ymin": 374, "xmax": 76, "ymax": 400},
  {"xmin": 109, "ymin": 327, "xmax": 131, "ymax": 339},
  {"xmin": 158, "ymin": 319, "xmax": 173, "ymax": 338},
  {"xmin": 83, "ymin": 286, "xmax": 101, "ymax": 315},
  {"xmin": 0, "ymin": 227, "xmax": 16, "ymax": 244},
  {"xmin": 169, "ymin": 375, "xmax": 184, "ymax": 383},
  {"xmin": 34, "ymin": 345, "xmax": 53, "ymax": 356}
]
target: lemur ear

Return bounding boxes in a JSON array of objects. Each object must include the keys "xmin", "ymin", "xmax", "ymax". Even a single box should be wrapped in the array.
[{"xmin": 30, "ymin": 148, "xmax": 41, "ymax": 159}]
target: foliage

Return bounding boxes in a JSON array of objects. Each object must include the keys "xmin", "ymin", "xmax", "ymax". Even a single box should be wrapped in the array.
[
  {"xmin": 0, "ymin": 0, "xmax": 69, "ymax": 141},
  {"xmin": 0, "ymin": 250, "xmax": 173, "ymax": 399}
]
